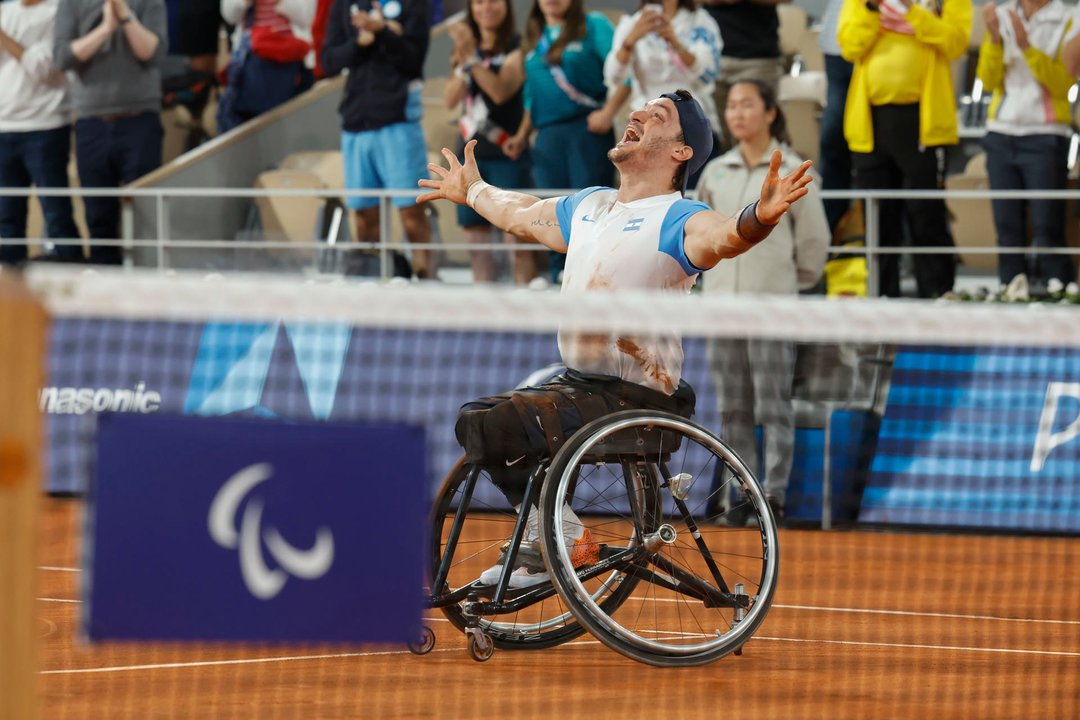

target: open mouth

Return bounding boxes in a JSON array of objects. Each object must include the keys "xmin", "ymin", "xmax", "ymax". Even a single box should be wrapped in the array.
[{"xmin": 621, "ymin": 126, "xmax": 641, "ymax": 144}]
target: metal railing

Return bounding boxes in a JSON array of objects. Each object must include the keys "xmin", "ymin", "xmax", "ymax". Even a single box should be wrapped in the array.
[{"xmin": 3, "ymin": 185, "xmax": 1080, "ymax": 294}]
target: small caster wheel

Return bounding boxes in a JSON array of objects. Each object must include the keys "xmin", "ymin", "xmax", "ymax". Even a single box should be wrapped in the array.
[
  {"xmin": 466, "ymin": 629, "xmax": 494, "ymax": 662},
  {"xmin": 733, "ymin": 646, "xmax": 743, "ymax": 657},
  {"xmin": 407, "ymin": 626, "xmax": 435, "ymax": 655}
]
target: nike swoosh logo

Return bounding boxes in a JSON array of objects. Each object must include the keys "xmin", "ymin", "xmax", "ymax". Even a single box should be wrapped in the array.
[
  {"xmin": 581, "ymin": 215, "xmax": 596, "ymax": 222},
  {"xmin": 506, "ymin": 455, "xmax": 527, "ymax": 467}
]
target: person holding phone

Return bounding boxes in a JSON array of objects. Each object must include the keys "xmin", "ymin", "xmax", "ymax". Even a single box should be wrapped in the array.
[
  {"xmin": 322, "ymin": 0, "xmax": 436, "ymax": 279},
  {"xmin": 604, "ymin": 0, "xmax": 723, "ymax": 188},
  {"xmin": 443, "ymin": 0, "xmax": 536, "ymax": 284}
]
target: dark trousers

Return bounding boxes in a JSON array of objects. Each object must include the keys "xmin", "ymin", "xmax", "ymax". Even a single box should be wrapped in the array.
[
  {"xmin": 0, "ymin": 126, "xmax": 82, "ymax": 264},
  {"xmin": 819, "ymin": 54, "xmax": 853, "ymax": 233},
  {"xmin": 852, "ymin": 103, "xmax": 955, "ymax": 298},
  {"xmin": 981, "ymin": 131, "xmax": 1074, "ymax": 287},
  {"xmin": 74, "ymin": 112, "xmax": 163, "ymax": 265}
]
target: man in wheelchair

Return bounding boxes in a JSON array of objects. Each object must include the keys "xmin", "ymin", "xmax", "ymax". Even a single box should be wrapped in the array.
[{"xmin": 419, "ymin": 89, "xmax": 813, "ymax": 589}]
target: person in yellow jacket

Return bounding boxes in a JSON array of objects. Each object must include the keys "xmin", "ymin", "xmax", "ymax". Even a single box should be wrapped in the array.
[
  {"xmin": 838, "ymin": 0, "xmax": 971, "ymax": 297},
  {"xmin": 978, "ymin": 0, "xmax": 1077, "ymax": 293}
]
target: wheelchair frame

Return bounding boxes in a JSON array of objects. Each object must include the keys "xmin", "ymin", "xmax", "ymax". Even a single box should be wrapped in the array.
[{"xmin": 411, "ymin": 410, "xmax": 781, "ymax": 666}]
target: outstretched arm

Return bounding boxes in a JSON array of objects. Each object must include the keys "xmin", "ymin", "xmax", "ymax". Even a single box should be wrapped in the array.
[
  {"xmin": 683, "ymin": 149, "xmax": 813, "ymax": 270},
  {"xmin": 417, "ymin": 140, "xmax": 569, "ymax": 253}
]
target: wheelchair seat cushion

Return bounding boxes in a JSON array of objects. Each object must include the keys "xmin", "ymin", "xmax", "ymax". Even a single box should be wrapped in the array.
[{"xmin": 455, "ymin": 369, "xmax": 696, "ymax": 465}]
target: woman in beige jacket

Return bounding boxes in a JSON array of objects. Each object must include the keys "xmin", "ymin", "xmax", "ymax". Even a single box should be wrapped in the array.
[{"xmin": 695, "ymin": 79, "xmax": 829, "ymax": 525}]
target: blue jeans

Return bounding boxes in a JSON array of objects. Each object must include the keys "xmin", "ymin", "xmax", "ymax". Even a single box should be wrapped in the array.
[
  {"xmin": 0, "ymin": 125, "xmax": 81, "ymax": 263},
  {"xmin": 75, "ymin": 112, "xmax": 163, "ymax": 265},
  {"xmin": 981, "ymin": 131, "xmax": 1073, "ymax": 286},
  {"xmin": 819, "ymin": 54, "xmax": 853, "ymax": 233}
]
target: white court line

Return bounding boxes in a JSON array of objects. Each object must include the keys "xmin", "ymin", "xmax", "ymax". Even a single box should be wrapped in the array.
[
  {"xmin": 39, "ymin": 566, "xmax": 79, "ymax": 572},
  {"xmin": 624, "ymin": 597, "xmax": 1080, "ymax": 626},
  {"xmin": 39, "ymin": 596, "xmax": 1080, "ymax": 626},
  {"xmin": 40, "ymin": 647, "xmax": 463, "ymax": 675},
  {"xmin": 754, "ymin": 635, "xmax": 1080, "ymax": 658},
  {"xmin": 773, "ymin": 603, "xmax": 1080, "ymax": 626},
  {"xmin": 39, "ymin": 632, "xmax": 1080, "ymax": 676}
]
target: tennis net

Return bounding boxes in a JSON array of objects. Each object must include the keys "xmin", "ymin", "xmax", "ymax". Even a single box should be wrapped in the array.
[{"xmin": 20, "ymin": 264, "xmax": 1080, "ymax": 720}]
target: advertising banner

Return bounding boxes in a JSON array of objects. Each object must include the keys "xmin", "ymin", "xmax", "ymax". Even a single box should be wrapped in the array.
[
  {"xmin": 860, "ymin": 346, "xmax": 1080, "ymax": 532},
  {"xmin": 86, "ymin": 413, "xmax": 426, "ymax": 643}
]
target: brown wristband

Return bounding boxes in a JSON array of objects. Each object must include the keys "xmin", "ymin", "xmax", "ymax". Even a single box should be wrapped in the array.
[{"xmin": 735, "ymin": 200, "xmax": 777, "ymax": 244}]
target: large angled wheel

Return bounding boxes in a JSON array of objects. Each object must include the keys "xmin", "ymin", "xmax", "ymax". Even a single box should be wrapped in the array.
[
  {"xmin": 429, "ymin": 456, "xmax": 645, "ymax": 650},
  {"xmin": 537, "ymin": 411, "xmax": 779, "ymax": 666}
]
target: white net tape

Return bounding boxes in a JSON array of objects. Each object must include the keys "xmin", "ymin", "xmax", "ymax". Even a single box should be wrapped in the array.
[{"xmin": 23, "ymin": 265, "xmax": 1080, "ymax": 347}]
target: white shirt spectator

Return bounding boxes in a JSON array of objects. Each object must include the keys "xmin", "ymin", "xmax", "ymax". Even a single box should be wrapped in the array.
[
  {"xmin": 989, "ymin": 0, "xmax": 1073, "ymax": 137},
  {"xmin": 604, "ymin": 7, "xmax": 723, "ymax": 136},
  {"xmin": 0, "ymin": 0, "xmax": 69, "ymax": 132}
]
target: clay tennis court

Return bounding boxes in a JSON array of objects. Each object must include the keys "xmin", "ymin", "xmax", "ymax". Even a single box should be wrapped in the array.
[{"xmin": 36, "ymin": 496, "xmax": 1080, "ymax": 719}]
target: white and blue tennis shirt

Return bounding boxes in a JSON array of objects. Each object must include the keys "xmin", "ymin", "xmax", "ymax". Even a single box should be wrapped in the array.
[{"xmin": 554, "ymin": 186, "xmax": 710, "ymax": 395}]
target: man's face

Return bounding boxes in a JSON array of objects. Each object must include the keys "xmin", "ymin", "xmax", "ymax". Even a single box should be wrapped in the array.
[{"xmin": 608, "ymin": 98, "xmax": 685, "ymax": 167}]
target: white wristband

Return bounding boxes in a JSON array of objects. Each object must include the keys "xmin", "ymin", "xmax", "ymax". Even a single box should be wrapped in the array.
[{"xmin": 466, "ymin": 180, "xmax": 491, "ymax": 208}]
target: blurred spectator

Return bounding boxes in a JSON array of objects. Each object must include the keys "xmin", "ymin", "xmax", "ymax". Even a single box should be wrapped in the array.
[
  {"xmin": 817, "ymin": 0, "xmax": 853, "ymax": 233},
  {"xmin": 160, "ymin": 0, "xmax": 221, "ymax": 151},
  {"xmin": 838, "ymin": 0, "xmax": 970, "ymax": 297},
  {"xmin": 54, "ymin": 0, "xmax": 167, "ymax": 266},
  {"xmin": 978, "ymin": 0, "xmax": 1076, "ymax": 292},
  {"xmin": 444, "ymin": 0, "xmax": 536, "ymax": 284},
  {"xmin": 696, "ymin": 79, "xmax": 828, "ymax": 525},
  {"xmin": 604, "ymin": 0, "xmax": 723, "ymax": 189},
  {"xmin": 217, "ymin": 0, "xmax": 315, "ymax": 134},
  {"xmin": 0, "ymin": 0, "xmax": 82, "ymax": 264},
  {"xmin": 503, "ymin": 0, "xmax": 623, "ymax": 282},
  {"xmin": 311, "ymin": 0, "xmax": 334, "ymax": 77},
  {"xmin": 700, "ymin": 0, "xmax": 789, "ymax": 152},
  {"xmin": 174, "ymin": 0, "xmax": 222, "ymax": 74},
  {"xmin": 322, "ymin": 0, "xmax": 436, "ymax": 279}
]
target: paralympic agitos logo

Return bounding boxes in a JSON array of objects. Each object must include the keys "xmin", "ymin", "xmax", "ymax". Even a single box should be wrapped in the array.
[{"xmin": 208, "ymin": 463, "xmax": 335, "ymax": 600}]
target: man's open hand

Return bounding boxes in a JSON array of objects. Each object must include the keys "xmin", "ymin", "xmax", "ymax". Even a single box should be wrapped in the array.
[
  {"xmin": 756, "ymin": 150, "xmax": 813, "ymax": 225},
  {"xmin": 417, "ymin": 139, "xmax": 484, "ymax": 205}
]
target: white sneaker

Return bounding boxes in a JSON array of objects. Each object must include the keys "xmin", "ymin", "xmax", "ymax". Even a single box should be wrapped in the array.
[
  {"xmin": 478, "ymin": 538, "xmax": 543, "ymax": 586},
  {"xmin": 476, "ymin": 505, "xmax": 598, "ymax": 586},
  {"xmin": 508, "ymin": 566, "xmax": 550, "ymax": 588},
  {"xmin": 478, "ymin": 563, "xmax": 506, "ymax": 585}
]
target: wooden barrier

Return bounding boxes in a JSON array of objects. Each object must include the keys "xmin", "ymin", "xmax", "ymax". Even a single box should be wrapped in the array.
[{"xmin": 0, "ymin": 273, "xmax": 46, "ymax": 720}]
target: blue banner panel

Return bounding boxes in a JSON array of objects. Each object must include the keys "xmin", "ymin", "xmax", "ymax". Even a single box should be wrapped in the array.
[
  {"xmin": 45, "ymin": 317, "xmax": 864, "ymax": 521},
  {"xmin": 859, "ymin": 346, "xmax": 1080, "ymax": 532},
  {"xmin": 86, "ymin": 413, "xmax": 426, "ymax": 644}
]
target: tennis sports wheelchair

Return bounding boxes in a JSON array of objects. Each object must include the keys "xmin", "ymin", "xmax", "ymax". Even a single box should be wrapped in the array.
[{"xmin": 409, "ymin": 373, "xmax": 780, "ymax": 667}]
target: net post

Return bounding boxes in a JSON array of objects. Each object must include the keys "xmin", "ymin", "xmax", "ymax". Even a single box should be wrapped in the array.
[{"xmin": 0, "ymin": 272, "xmax": 46, "ymax": 720}]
